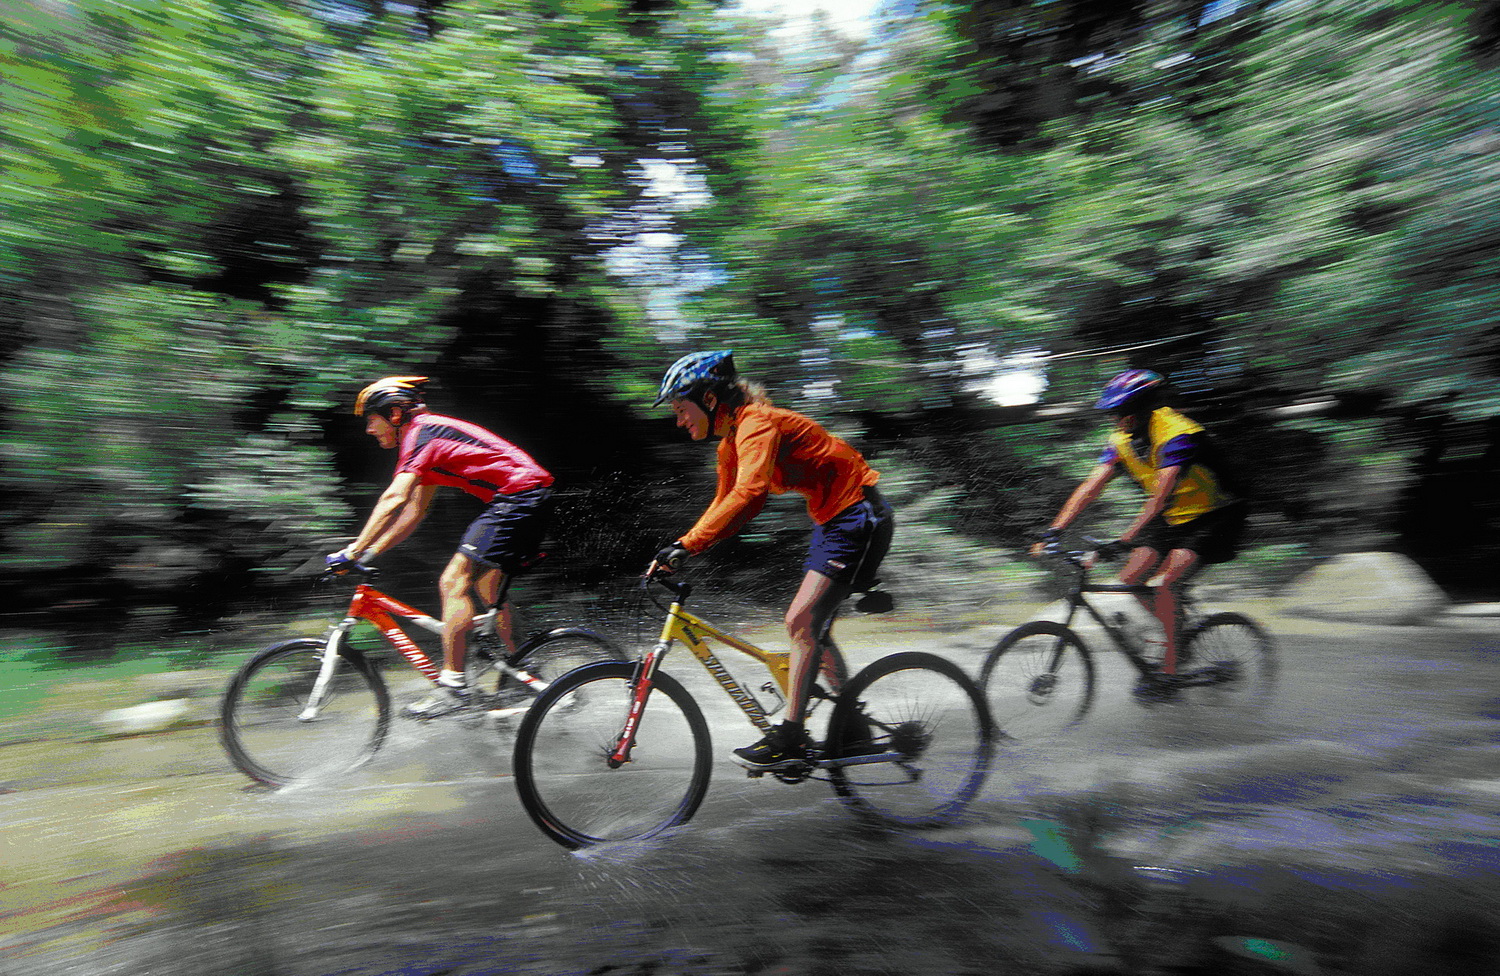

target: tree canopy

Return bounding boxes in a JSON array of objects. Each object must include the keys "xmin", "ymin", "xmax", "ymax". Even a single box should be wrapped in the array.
[{"xmin": 2, "ymin": 0, "xmax": 1497, "ymax": 648}]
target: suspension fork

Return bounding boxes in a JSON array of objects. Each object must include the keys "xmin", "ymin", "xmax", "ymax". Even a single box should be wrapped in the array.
[
  {"xmin": 301, "ymin": 620, "xmax": 357, "ymax": 721},
  {"xmin": 608, "ymin": 648, "xmax": 667, "ymax": 767}
]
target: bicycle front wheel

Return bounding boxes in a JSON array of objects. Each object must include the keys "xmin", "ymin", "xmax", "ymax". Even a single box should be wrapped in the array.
[
  {"xmin": 1178, "ymin": 612, "xmax": 1277, "ymax": 708},
  {"xmin": 219, "ymin": 638, "xmax": 390, "ymax": 787},
  {"xmin": 512, "ymin": 662, "xmax": 711, "ymax": 849},
  {"xmin": 826, "ymin": 651, "xmax": 995, "ymax": 829},
  {"xmin": 979, "ymin": 621, "xmax": 1096, "ymax": 741}
]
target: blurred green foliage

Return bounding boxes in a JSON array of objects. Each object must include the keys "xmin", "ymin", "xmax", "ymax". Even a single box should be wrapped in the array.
[{"xmin": 2, "ymin": 0, "xmax": 1497, "ymax": 657}]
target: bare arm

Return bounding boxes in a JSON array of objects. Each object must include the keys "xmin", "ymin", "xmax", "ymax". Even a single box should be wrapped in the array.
[
  {"xmin": 364, "ymin": 481, "xmax": 437, "ymax": 559},
  {"xmin": 1118, "ymin": 464, "xmax": 1182, "ymax": 545},
  {"xmin": 1031, "ymin": 463, "xmax": 1117, "ymax": 555},
  {"xmin": 343, "ymin": 472, "xmax": 426, "ymax": 560}
]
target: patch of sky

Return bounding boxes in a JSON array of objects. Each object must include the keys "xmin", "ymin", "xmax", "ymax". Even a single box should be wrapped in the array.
[
  {"xmin": 732, "ymin": 0, "xmax": 886, "ymax": 43},
  {"xmin": 959, "ymin": 345, "xmax": 1049, "ymax": 406}
]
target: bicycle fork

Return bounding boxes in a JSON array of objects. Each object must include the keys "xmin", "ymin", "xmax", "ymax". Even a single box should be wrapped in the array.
[
  {"xmin": 301, "ymin": 621, "xmax": 356, "ymax": 722},
  {"xmin": 608, "ymin": 641, "xmax": 672, "ymax": 767}
]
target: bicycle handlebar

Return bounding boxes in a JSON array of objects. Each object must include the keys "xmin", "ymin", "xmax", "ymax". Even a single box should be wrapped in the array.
[
  {"xmin": 1037, "ymin": 534, "xmax": 1124, "ymax": 570},
  {"xmin": 642, "ymin": 567, "xmax": 693, "ymax": 601},
  {"xmin": 319, "ymin": 563, "xmax": 380, "ymax": 584}
]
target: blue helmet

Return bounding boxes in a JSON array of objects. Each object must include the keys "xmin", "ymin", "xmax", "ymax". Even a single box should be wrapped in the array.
[
  {"xmin": 1095, "ymin": 369, "xmax": 1163, "ymax": 411},
  {"xmin": 653, "ymin": 350, "xmax": 737, "ymax": 406}
]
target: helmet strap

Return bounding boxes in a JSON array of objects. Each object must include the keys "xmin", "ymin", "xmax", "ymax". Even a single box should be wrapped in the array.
[
  {"xmin": 686, "ymin": 389, "xmax": 719, "ymax": 435},
  {"xmin": 380, "ymin": 403, "xmax": 415, "ymax": 429}
]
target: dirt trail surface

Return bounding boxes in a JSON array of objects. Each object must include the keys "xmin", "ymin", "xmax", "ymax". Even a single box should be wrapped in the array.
[{"xmin": 3, "ymin": 604, "xmax": 1499, "ymax": 975}]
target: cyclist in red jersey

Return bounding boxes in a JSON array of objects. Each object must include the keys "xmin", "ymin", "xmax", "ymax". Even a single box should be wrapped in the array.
[
  {"xmin": 327, "ymin": 377, "xmax": 555, "ymax": 718},
  {"xmin": 647, "ymin": 351, "xmax": 894, "ymax": 770}
]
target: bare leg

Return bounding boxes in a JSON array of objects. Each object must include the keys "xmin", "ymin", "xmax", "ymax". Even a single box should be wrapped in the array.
[
  {"xmin": 784, "ymin": 570, "xmax": 839, "ymax": 725},
  {"xmin": 1117, "ymin": 546, "xmax": 1165, "ymax": 619},
  {"xmin": 472, "ymin": 564, "xmax": 518, "ymax": 657},
  {"xmin": 439, "ymin": 553, "xmax": 509, "ymax": 675},
  {"xmin": 1146, "ymin": 548, "xmax": 1202, "ymax": 674}
]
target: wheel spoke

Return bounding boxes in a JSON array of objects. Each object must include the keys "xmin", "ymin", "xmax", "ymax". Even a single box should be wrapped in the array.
[
  {"xmin": 828, "ymin": 652, "xmax": 993, "ymax": 829},
  {"xmin": 221, "ymin": 640, "xmax": 388, "ymax": 787},
  {"xmin": 513, "ymin": 663, "xmax": 711, "ymax": 848},
  {"xmin": 980, "ymin": 622, "xmax": 1095, "ymax": 741},
  {"xmin": 1178, "ymin": 613, "xmax": 1276, "ymax": 709}
]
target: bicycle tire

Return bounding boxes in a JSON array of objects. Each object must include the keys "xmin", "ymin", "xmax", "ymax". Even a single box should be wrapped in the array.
[
  {"xmin": 513, "ymin": 661, "xmax": 712, "ymax": 849},
  {"xmin": 978, "ymin": 620, "xmax": 1096, "ymax": 741},
  {"xmin": 483, "ymin": 627, "xmax": 625, "ymax": 707},
  {"xmin": 1178, "ymin": 611, "xmax": 1277, "ymax": 708},
  {"xmin": 219, "ymin": 638, "xmax": 390, "ymax": 787},
  {"xmin": 826, "ymin": 651, "xmax": 995, "ymax": 829}
]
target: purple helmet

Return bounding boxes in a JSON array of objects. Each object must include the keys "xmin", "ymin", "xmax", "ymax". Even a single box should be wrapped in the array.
[{"xmin": 1095, "ymin": 369, "xmax": 1163, "ymax": 411}]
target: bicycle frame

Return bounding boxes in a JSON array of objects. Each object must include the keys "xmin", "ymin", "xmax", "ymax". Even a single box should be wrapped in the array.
[
  {"xmin": 1049, "ymin": 547, "xmax": 1208, "ymax": 682},
  {"xmin": 1056, "ymin": 577, "xmax": 1160, "ymax": 678},
  {"xmin": 301, "ymin": 581, "xmax": 542, "ymax": 721},
  {"xmin": 610, "ymin": 578, "xmax": 799, "ymax": 767}
]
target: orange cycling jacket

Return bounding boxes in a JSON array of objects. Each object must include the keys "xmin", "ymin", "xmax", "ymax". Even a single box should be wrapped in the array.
[{"xmin": 678, "ymin": 403, "xmax": 880, "ymax": 555}]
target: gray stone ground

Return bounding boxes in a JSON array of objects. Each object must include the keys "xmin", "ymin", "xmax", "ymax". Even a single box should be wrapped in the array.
[{"xmin": 3, "ymin": 594, "xmax": 1499, "ymax": 976}]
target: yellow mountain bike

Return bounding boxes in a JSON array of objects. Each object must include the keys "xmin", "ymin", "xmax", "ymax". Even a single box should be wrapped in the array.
[{"xmin": 512, "ymin": 570, "xmax": 995, "ymax": 849}]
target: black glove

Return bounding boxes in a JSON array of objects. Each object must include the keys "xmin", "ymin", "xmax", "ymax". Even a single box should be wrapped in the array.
[
  {"xmin": 653, "ymin": 542, "xmax": 689, "ymax": 573},
  {"xmin": 1035, "ymin": 527, "xmax": 1063, "ymax": 545}
]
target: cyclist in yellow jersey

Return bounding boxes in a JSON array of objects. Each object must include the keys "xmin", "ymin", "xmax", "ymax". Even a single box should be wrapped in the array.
[
  {"xmin": 647, "ymin": 350, "xmax": 894, "ymax": 771},
  {"xmin": 1034, "ymin": 370, "xmax": 1247, "ymax": 678}
]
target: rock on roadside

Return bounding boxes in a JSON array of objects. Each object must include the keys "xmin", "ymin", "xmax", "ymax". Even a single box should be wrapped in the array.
[
  {"xmin": 94, "ymin": 699, "xmax": 199, "ymax": 736},
  {"xmin": 1279, "ymin": 551, "xmax": 1450, "ymax": 625}
]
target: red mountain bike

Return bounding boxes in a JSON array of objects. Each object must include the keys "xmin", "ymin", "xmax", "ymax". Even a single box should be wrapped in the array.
[{"xmin": 219, "ymin": 564, "xmax": 622, "ymax": 787}]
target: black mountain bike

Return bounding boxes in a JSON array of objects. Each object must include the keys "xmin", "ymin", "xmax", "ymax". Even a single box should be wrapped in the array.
[{"xmin": 979, "ymin": 537, "xmax": 1276, "ymax": 741}]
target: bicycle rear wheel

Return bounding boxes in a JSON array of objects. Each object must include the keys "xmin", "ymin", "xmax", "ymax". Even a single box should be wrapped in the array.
[
  {"xmin": 826, "ymin": 651, "xmax": 994, "ymax": 829},
  {"xmin": 512, "ymin": 661, "xmax": 711, "ymax": 849},
  {"xmin": 479, "ymin": 627, "xmax": 624, "ymax": 710},
  {"xmin": 979, "ymin": 621, "xmax": 1096, "ymax": 741},
  {"xmin": 219, "ymin": 638, "xmax": 390, "ymax": 787},
  {"xmin": 1178, "ymin": 612, "xmax": 1277, "ymax": 708}
]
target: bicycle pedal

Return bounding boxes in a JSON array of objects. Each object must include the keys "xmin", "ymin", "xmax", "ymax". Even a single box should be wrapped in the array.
[{"xmin": 745, "ymin": 768, "xmax": 765, "ymax": 779}]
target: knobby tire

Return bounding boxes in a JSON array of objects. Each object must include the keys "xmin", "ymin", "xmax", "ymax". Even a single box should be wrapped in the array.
[
  {"xmin": 512, "ymin": 661, "xmax": 712, "ymax": 849},
  {"xmin": 826, "ymin": 651, "xmax": 995, "ymax": 830},
  {"xmin": 219, "ymin": 638, "xmax": 390, "ymax": 787},
  {"xmin": 978, "ymin": 620, "xmax": 1096, "ymax": 740}
]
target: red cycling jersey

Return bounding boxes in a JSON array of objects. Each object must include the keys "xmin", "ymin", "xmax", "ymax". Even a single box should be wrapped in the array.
[{"xmin": 396, "ymin": 413, "xmax": 553, "ymax": 503}]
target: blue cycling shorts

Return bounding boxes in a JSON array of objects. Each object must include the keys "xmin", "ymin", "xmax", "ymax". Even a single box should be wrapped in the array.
[{"xmin": 803, "ymin": 486, "xmax": 894, "ymax": 591}]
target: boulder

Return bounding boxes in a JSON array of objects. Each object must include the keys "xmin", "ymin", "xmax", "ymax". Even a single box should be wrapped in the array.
[
  {"xmin": 1279, "ymin": 552, "xmax": 1449, "ymax": 625},
  {"xmin": 94, "ymin": 699, "xmax": 195, "ymax": 736}
]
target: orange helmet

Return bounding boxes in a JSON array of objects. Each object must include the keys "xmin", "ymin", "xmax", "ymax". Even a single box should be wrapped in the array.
[{"xmin": 354, "ymin": 376, "xmax": 429, "ymax": 417}]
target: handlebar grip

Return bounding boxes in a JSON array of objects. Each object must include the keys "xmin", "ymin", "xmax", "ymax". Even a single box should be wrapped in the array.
[{"xmin": 320, "ymin": 563, "xmax": 379, "ymax": 583}]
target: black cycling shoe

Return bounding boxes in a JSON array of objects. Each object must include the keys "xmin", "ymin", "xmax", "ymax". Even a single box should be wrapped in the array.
[{"xmin": 732, "ymin": 722, "xmax": 813, "ymax": 770}]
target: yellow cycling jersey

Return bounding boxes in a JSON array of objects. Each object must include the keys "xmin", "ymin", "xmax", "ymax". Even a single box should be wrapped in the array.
[{"xmin": 1107, "ymin": 407, "xmax": 1236, "ymax": 525}]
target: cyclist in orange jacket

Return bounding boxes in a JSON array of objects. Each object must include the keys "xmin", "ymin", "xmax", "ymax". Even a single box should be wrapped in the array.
[
  {"xmin": 647, "ymin": 351, "xmax": 894, "ymax": 771},
  {"xmin": 327, "ymin": 377, "xmax": 554, "ymax": 718},
  {"xmin": 1035, "ymin": 369, "xmax": 1246, "ymax": 681}
]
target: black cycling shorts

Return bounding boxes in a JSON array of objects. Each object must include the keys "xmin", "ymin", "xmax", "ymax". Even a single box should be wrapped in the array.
[
  {"xmin": 457, "ymin": 486, "xmax": 554, "ymax": 572},
  {"xmin": 1135, "ymin": 500, "xmax": 1247, "ymax": 565}
]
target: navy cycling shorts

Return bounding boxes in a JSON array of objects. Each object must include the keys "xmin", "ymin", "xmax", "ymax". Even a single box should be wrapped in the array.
[
  {"xmin": 804, "ymin": 486, "xmax": 894, "ymax": 591},
  {"xmin": 457, "ymin": 486, "xmax": 554, "ymax": 572}
]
